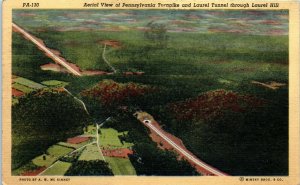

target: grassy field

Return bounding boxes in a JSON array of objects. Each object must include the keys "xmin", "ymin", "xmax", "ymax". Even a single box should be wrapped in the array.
[
  {"xmin": 105, "ymin": 156, "xmax": 136, "ymax": 175},
  {"xmin": 47, "ymin": 145, "xmax": 74, "ymax": 158},
  {"xmin": 99, "ymin": 128, "xmax": 122, "ymax": 147},
  {"xmin": 31, "ymin": 145, "xmax": 73, "ymax": 167},
  {"xmin": 12, "ymin": 83, "xmax": 34, "ymax": 93},
  {"xmin": 56, "ymin": 142, "xmax": 78, "ymax": 149},
  {"xmin": 32, "ymin": 154, "xmax": 57, "ymax": 167},
  {"xmin": 84, "ymin": 125, "xmax": 97, "ymax": 135},
  {"xmin": 78, "ymin": 144, "xmax": 104, "ymax": 161},
  {"xmin": 14, "ymin": 77, "xmax": 45, "ymax": 89},
  {"xmin": 99, "ymin": 128, "xmax": 133, "ymax": 149},
  {"xmin": 41, "ymin": 161, "xmax": 72, "ymax": 175},
  {"xmin": 41, "ymin": 80, "xmax": 69, "ymax": 87},
  {"xmin": 76, "ymin": 139, "xmax": 96, "ymax": 148}
]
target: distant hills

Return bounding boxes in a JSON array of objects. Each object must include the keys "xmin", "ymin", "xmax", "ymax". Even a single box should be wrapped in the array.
[{"xmin": 13, "ymin": 10, "xmax": 288, "ymax": 35}]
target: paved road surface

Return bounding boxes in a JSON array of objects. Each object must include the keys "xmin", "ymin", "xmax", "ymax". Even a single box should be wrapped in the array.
[
  {"xmin": 12, "ymin": 23, "xmax": 82, "ymax": 76},
  {"xmin": 142, "ymin": 119, "xmax": 228, "ymax": 176}
]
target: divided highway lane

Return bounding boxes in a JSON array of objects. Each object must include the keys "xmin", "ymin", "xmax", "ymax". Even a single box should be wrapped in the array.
[
  {"xmin": 12, "ymin": 23, "xmax": 82, "ymax": 76},
  {"xmin": 144, "ymin": 121, "xmax": 228, "ymax": 176}
]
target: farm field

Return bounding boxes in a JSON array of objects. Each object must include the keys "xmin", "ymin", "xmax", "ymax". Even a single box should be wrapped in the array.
[
  {"xmin": 84, "ymin": 125, "xmax": 97, "ymax": 135},
  {"xmin": 41, "ymin": 161, "xmax": 72, "ymax": 176},
  {"xmin": 67, "ymin": 136, "xmax": 92, "ymax": 144},
  {"xmin": 32, "ymin": 155, "xmax": 57, "ymax": 168},
  {"xmin": 17, "ymin": 133, "xmax": 96, "ymax": 174},
  {"xmin": 58, "ymin": 140, "xmax": 95, "ymax": 150},
  {"xmin": 41, "ymin": 80, "xmax": 69, "ymax": 88},
  {"xmin": 57, "ymin": 142, "xmax": 78, "ymax": 149},
  {"xmin": 12, "ymin": 83, "xmax": 34, "ymax": 93},
  {"xmin": 13, "ymin": 77, "xmax": 45, "ymax": 89},
  {"xmin": 78, "ymin": 144, "xmax": 104, "ymax": 161},
  {"xmin": 12, "ymin": 162, "xmax": 42, "ymax": 176},
  {"xmin": 105, "ymin": 157, "xmax": 136, "ymax": 175},
  {"xmin": 97, "ymin": 128, "xmax": 136, "ymax": 175},
  {"xmin": 47, "ymin": 145, "xmax": 74, "ymax": 158},
  {"xmin": 11, "ymin": 76, "xmax": 68, "ymax": 105},
  {"xmin": 31, "ymin": 145, "xmax": 73, "ymax": 168},
  {"xmin": 11, "ymin": 76, "xmax": 46, "ymax": 101},
  {"xmin": 99, "ymin": 128, "xmax": 133, "ymax": 149}
]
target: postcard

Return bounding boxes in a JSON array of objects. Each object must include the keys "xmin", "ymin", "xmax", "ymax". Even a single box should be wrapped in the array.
[{"xmin": 2, "ymin": 0, "xmax": 299, "ymax": 184}]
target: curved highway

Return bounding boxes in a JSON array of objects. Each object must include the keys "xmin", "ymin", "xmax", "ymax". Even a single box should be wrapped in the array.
[
  {"xmin": 135, "ymin": 111, "xmax": 229, "ymax": 176},
  {"xmin": 145, "ymin": 122, "xmax": 228, "ymax": 176}
]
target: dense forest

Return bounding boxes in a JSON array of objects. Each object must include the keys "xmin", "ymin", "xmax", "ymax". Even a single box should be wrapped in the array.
[
  {"xmin": 65, "ymin": 160, "xmax": 113, "ymax": 176},
  {"xmin": 12, "ymin": 15, "xmax": 288, "ymax": 175},
  {"xmin": 12, "ymin": 90, "xmax": 89, "ymax": 169},
  {"xmin": 149, "ymin": 89, "xmax": 288, "ymax": 175},
  {"xmin": 80, "ymin": 77, "xmax": 288, "ymax": 175},
  {"xmin": 104, "ymin": 114, "xmax": 199, "ymax": 175}
]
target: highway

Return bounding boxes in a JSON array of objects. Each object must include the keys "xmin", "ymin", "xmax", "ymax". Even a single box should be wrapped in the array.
[
  {"xmin": 144, "ymin": 121, "xmax": 228, "ymax": 176},
  {"xmin": 13, "ymin": 21, "xmax": 227, "ymax": 176},
  {"xmin": 12, "ymin": 23, "xmax": 82, "ymax": 76}
]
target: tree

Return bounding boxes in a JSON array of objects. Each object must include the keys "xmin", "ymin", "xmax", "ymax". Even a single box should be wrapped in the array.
[
  {"xmin": 130, "ymin": 142, "xmax": 199, "ymax": 176},
  {"xmin": 65, "ymin": 160, "xmax": 113, "ymax": 176},
  {"xmin": 179, "ymin": 105, "xmax": 288, "ymax": 175},
  {"xmin": 144, "ymin": 21, "xmax": 169, "ymax": 48},
  {"xmin": 12, "ymin": 90, "xmax": 89, "ymax": 169}
]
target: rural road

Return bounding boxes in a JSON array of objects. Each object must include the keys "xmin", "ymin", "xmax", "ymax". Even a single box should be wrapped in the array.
[
  {"xmin": 63, "ymin": 87, "xmax": 89, "ymax": 115},
  {"xmin": 13, "ymin": 21, "xmax": 225, "ymax": 175},
  {"xmin": 63, "ymin": 88, "xmax": 105, "ymax": 160},
  {"xmin": 37, "ymin": 141, "xmax": 95, "ymax": 176},
  {"xmin": 102, "ymin": 44, "xmax": 117, "ymax": 73},
  {"xmin": 37, "ymin": 90, "xmax": 107, "ymax": 175},
  {"xmin": 96, "ymin": 124, "xmax": 106, "ymax": 161},
  {"xmin": 12, "ymin": 23, "xmax": 82, "ymax": 76},
  {"xmin": 136, "ymin": 113, "xmax": 228, "ymax": 176}
]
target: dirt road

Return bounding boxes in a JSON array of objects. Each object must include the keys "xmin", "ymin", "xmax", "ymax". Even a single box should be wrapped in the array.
[{"xmin": 102, "ymin": 44, "xmax": 117, "ymax": 73}]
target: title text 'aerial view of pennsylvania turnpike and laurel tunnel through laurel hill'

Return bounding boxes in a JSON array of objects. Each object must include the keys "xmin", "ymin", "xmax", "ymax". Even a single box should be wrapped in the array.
[{"xmin": 11, "ymin": 10, "xmax": 288, "ymax": 176}]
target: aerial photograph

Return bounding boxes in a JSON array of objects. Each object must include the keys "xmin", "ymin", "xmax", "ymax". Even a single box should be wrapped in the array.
[{"xmin": 11, "ymin": 10, "xmax": 288, "ymax": 176}]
